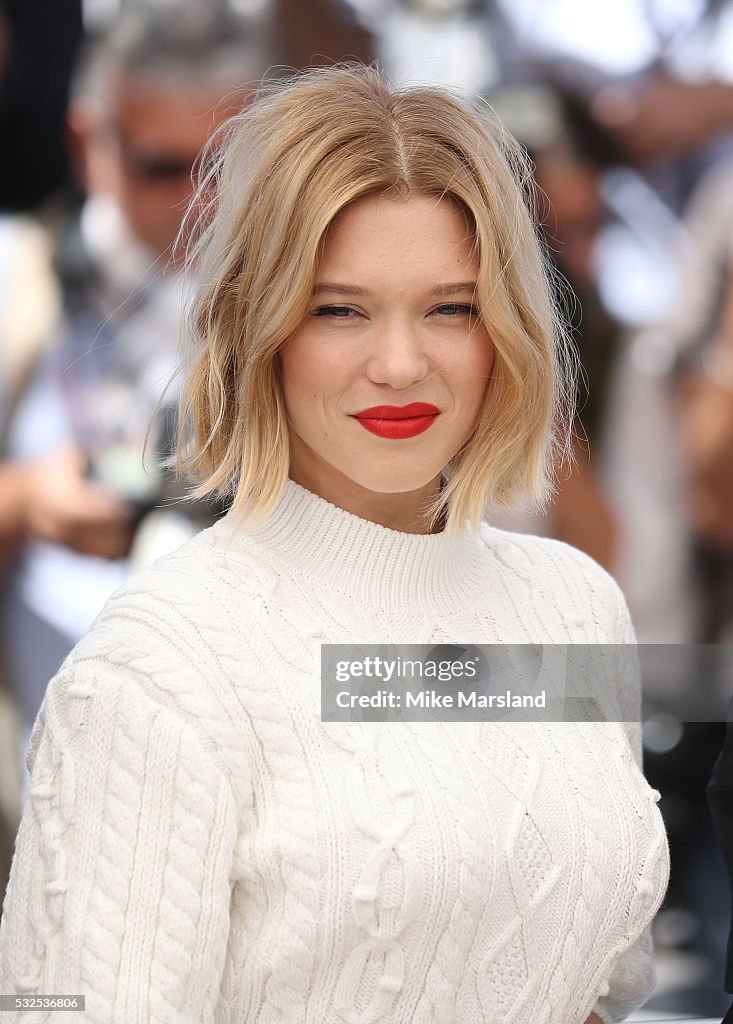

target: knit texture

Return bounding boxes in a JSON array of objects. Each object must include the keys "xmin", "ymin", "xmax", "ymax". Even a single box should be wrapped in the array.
[{"xmin": 0, "ymin": 479, "xmax": 669, "ymax": 1023}]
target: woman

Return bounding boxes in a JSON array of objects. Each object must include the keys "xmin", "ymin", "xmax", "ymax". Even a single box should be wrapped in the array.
[{"xmin": 0, "ymin": 65, "xmax": 668, "ymax": 1023}]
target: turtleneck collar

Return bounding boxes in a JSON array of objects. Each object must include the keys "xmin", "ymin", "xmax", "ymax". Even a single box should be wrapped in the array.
[{"xmin": 215, "ymin": 478, "xmax": 492, "ymax": 617}]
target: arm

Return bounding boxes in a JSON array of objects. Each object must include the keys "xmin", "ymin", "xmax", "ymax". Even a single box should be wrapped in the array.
[
  {"xmin": 1, "ymin": 332, "xmax": 135, "ymax": 565},
  {"xmin": 677, "ymin": 262, "xmax": 733, "ymax": 552},
  {"xmin": 550, "ymin": 437, "xmax": 618, "ymax": 573},
  {"xmin": 0, "ymin": 447, "xmax": 135, "ymax": 566},
  {"xmin": 591, "ymin": 77, "xmax": 733, "ymax": 164},
  {"xmin": 0, "ymin": 654, "xmax": 237, "ymax": 1022},
  {"xmin": 589, "ymin": 578, "xmax": 669, "ymax": 1024},
  {"xmin": 0, "ymin": 461, "xmax": 32, "ymax": 565}
]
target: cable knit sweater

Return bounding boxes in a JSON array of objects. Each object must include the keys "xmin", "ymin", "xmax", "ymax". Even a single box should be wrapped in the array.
[{"xmin": 0, "ymin": 479, "xmax": 669, "ymax": 1024}]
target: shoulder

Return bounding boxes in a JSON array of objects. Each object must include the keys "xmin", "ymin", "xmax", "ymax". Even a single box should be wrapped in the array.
[
  {"xmin": 478, "ymin": 522, "xmax": 635, "ymax": 643},
  {"xmin": 91, "ymin": 515, "xmax": 267, "ymax": 640},
  {"xmin": 56, "ymin": 516, "xmax": 279, "ymax": 696},
  {"xmin": 479, "ymin": 520, "xmax": 617, "ymax": 590},
  {"xmin": 35, "ymin": 519, "xmax": 268, "ymax": 765}
]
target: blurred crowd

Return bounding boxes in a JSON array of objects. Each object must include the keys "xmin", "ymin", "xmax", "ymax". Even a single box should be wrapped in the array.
[{"xmin": 2, "ymin": 0, "xmax": 733, "ymax": 1016}]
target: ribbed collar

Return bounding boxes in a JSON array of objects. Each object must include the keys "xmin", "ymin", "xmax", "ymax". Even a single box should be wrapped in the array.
[{"xmin": 215, "ymin": 478, "xmax": 492, "ymax": 617}]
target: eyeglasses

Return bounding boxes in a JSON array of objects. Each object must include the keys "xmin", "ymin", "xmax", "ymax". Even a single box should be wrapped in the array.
[{"xmin": 116, "ymin": 135, "xmax": 205, "ymax": 183}]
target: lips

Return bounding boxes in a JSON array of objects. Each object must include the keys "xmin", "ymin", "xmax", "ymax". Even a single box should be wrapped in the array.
[{"xmin": 352, "ymin": 402, "xmax": 440, "ymax": 439}]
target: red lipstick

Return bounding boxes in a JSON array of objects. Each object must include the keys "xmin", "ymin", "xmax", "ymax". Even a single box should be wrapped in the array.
[{"xmin": 352, "ymin": 403, "xmax": 440, "ymax": 439}]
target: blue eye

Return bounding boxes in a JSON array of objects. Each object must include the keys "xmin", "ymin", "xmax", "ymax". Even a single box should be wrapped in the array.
[{"xmin": 313, "ymin": 305, "xmax": 357, "ymax": 318}]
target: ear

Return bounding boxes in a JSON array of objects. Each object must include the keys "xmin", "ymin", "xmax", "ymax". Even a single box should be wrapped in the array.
[
  {"xmin": 65, "ymin": 99, "xmax": 93, "ymax": 193},
  {"xmin": 66, "ymin": 98, "xmax": 115, "ymax": 196}
]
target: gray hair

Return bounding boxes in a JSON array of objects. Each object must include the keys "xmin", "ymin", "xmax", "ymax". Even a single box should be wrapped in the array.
[{"xmin": 72, "ymin": 1, "xmax": 273, "ymax": 108}]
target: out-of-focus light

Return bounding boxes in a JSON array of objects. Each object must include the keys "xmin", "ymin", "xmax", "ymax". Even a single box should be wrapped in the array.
[
  {"xmin": 342, "ymin": 0, "xmax": 390, "ymax": 20},
  {"xmin": 84, "ymin": 0, "xmax": 271, "ymax": 33},
  {"xmin": 230, "ymin": 0, "xmax": 271, "ymax": 16},
  {"xmin": 493, "ymin": 0, "xmax": 659, "ymax": 75},
  {"xmin": 400, "ymin": 0, "xmax": 478, "ymax": 15},
  {"xmin": 643, "ymin": 711, "xmax": 684, "ymax": 754},
  {"xmin": 379, "ymin": 7, "xmax": 496, "ymax": 91},
  {"xmin": 648, "ymin": 0, "xmax": 705, "ymax": 40},
  {"xmin": 82, "ymin": 0, "xmax": 121, "ymax": 34}
]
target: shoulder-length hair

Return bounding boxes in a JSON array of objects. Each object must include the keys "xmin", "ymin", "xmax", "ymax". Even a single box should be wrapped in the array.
[{"xmin": 176, "ymin": 62, "xmax": 575, "ymax": 537}]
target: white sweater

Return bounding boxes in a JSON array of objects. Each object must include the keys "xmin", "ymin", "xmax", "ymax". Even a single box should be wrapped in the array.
[{"xmin": 0, "ymin": 479, "xmax": 669, "ymax": 1024}]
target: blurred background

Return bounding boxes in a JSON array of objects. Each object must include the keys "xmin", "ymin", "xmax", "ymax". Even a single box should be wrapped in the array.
[{"xmin": 1, "ymin": 0, "xmax": 733, "ymax": 1016}]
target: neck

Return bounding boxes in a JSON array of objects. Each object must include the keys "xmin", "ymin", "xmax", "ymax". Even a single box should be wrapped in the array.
[
  {"xmin": 217, "ymin": 478, "xmax": 488, "ymax": 618},
  {"xmin": 287, "ymin": 466, "xmax": 446, "ymax": 536}
]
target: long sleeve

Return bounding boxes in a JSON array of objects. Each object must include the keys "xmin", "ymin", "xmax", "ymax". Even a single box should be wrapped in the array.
[
  {"xmin": 590, "ymin": 575, "xmax": 668, "ymax": 1024},
  {"xmin": 0, "ymin": 655, "xmax": 238, "ymax": 1023},
  {"xmin": 0, "ymin": 487, "xmax": 671, "ymax": 1024}
]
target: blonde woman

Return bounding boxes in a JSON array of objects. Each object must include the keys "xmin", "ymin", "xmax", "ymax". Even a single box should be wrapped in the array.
[{"xmin": 0, "ymin": 65, "xmax": 668, "ymax": 1024}]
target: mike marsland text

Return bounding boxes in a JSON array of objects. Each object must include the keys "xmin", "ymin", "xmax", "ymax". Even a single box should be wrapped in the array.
[{"xmin": 335, "ymin": 689, "xmax": 547, "ymax": 709}]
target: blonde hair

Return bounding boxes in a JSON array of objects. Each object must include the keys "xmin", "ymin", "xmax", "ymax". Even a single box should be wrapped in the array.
[{"xmin": 176, "ymin": 62, "xmax": 576, "ymax": 537}]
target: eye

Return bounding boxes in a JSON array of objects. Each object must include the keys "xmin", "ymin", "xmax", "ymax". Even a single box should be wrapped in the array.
[
  {"xmin": 312, "ymin": 305, "xmax": 359, "ymax": 319},
  {"xmin": 434, "ymin": 303, "xmax": 479, "ymax": 317}
]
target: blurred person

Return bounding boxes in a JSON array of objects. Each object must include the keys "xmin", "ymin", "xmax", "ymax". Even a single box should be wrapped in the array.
[
  {"xmin": 675, "ymin": 252, "xmax": 733, "ymax": 576},
  {"xmin": 0, "ymin": 63, "xmax": 668, "ymax": 1023},
  {"xmin": 603, "ymin": 155, "xmax": 733, "ymax": 1017},
  {"xmin": 275, "ymin": 0, "xmax": 374, "ymax": 67},
  {"xmin": 605, "ymin": 156, "xmax": 733, "ymax": 645},
  {"xmin": 476, "ymin": 0, "xmax": 733, "ymax": 332},
  {"xmin": 0, "ymin": 3, "xmax": 271, "ymax": 759},
  {"xmin": 486, "ymin": 95, "xmax": 621, "ymax": 573},
  {"xmin": 0, "ymin": 0, "xmax": 64, "ymax": 921},
  {"xmin": 483, "ymin": 0, "xmax": 733, "ymax": 169},
  {"xmin": 0, "ymin": 212, "xmax": 61, "ymax": 565},
  {"xmin": 530, "ymin": 142, "xmax": 619, "ymax": 571}
]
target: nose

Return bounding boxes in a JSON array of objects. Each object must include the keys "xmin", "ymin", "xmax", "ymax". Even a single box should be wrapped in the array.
[{"xmin": 365, "ymin": 317, "xmax": 431, "ymax": 391}]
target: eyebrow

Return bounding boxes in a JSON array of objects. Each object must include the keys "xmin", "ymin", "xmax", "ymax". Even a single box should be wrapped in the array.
[{"xmin": 313, "ymin": 281, "xmax": 478, "ymax": 296}]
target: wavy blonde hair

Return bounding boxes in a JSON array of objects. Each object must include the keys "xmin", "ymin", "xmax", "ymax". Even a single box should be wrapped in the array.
[{"xmin": 176, "ymin": 62, "xmax": 575, "ymax": 537}]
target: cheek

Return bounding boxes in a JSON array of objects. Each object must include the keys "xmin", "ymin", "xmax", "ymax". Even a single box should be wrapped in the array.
[
  {"xmin": 461, "ymin": 335, "xmax": 494, "ymax": 405},
  {"xmin": 479, "ymin": 339, "xmax": 495, "ymax": 380},
  {"xmin": 280, "ymin": 339, "xmax": 329, "ymax": 421},
  {"xmin": 281, "ymin": 335, "xmax": 355, "ymax": 403}
]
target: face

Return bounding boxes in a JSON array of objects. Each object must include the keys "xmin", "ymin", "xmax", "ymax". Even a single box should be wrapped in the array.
[
  {"xmin": 280, "ymin": 193, "xmax": 494, "ymax": 526},
  {"xmin": 535, "ymin": 153, "xmax": 601, "ymax": 291},
  {"xmin": 84, "ymin": 74, "xmax": 243, "ymax": 258}
]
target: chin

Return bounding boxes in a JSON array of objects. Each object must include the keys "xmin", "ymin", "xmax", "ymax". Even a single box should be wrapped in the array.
[{"xmin": 345, "ymin": 471, "xmax": 441, "ymax": 495}]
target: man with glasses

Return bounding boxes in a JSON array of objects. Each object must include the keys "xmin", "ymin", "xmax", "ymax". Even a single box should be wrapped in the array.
[{"xmin": 0, "ymin": 3, "xmax": 271, "ymax": 782}]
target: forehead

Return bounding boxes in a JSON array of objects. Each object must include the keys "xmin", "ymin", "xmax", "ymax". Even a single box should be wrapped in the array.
[
  {"xmin": 111, "ymin": 73, "xmax": 241, "ymax": 150},
  {"xmin": 319, "ymin": 193, "xmax": 477, "ymax": 278}
]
